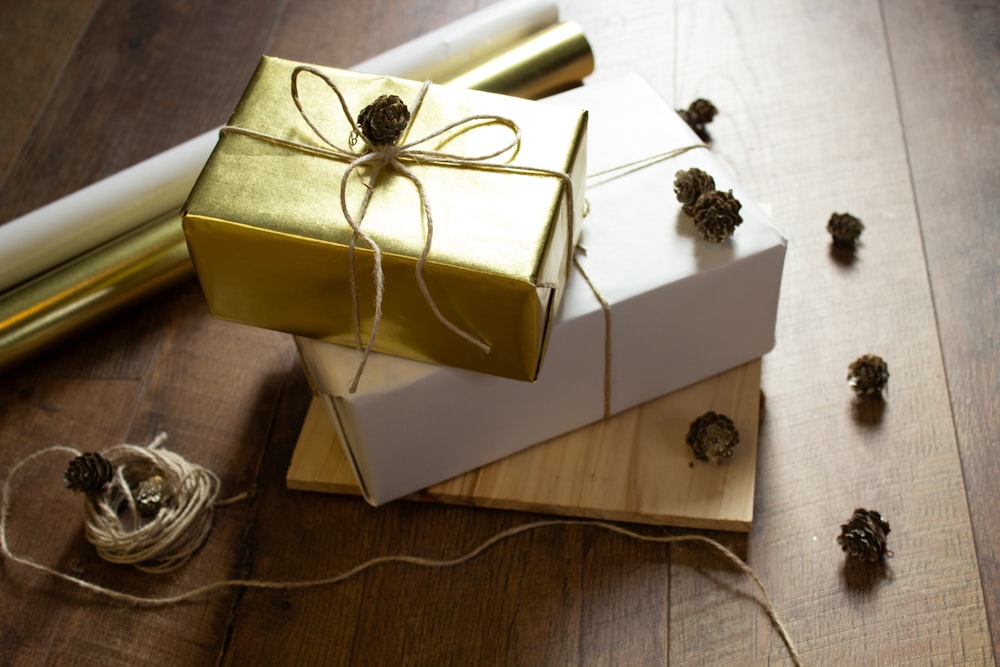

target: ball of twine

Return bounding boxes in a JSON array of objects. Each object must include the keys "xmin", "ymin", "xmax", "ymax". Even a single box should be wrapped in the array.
[{"xmin": 77, "ymin": 433, "xmax": 222, "ymax": 573}]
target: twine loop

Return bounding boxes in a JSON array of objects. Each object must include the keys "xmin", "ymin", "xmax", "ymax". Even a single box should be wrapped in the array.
[
  {"xmin": 79, "ymin": 433, "xmax": 225, "ymax": 573},
  {"xmin": 1, "ymin": 436, "xmax": 799, "ymax": 664},
  {"xmin": 222, "ymin": 66, "xmax": 577, "ymax": 392}
]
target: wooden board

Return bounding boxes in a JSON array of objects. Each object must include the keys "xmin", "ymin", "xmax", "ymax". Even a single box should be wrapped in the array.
[{"xmin": 287, "ymin": 359, "xmax": 761, "ymax": 531}]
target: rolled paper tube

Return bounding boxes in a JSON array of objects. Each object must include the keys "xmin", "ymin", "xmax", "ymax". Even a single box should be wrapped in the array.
[
  {"xmin": 0, "ymin": 0, "xmax": 559, "ymax": 294},
  {"xmin": 446, "ymin": 21, "xmax": 595, "ymax": 100},
  {"xmin": 0, "ymin": 212, "xmax": 190, "ymax": 368},
  {"xmin": 0, "ymin": 20, "xmax": 594, "ymax": 373},
  {"xmin": 354, "ymin": 0, "xmax": 559, "ymax": 83}
]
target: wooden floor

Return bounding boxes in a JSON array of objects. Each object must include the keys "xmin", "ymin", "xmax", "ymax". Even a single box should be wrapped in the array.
[{"xmin": 1, "ymin": 0, "xmax": 997, "ymax": 664}]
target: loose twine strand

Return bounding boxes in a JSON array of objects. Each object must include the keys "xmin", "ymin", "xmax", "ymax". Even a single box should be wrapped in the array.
[
  {"xmin": 0, "ymin": 439, "xmax": 801, "ymax": 665},
  {"xmin": 221, "ymin": 66, "xmax": 577, "ymax": 393},
  {"xmin": 574, "ymin": 142, "xmax": 709, "ymax": 419}
]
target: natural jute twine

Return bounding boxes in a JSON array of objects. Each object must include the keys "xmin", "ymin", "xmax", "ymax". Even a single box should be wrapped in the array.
[
  {"xmin": 221, "ymin": 66, "xmax": 578, "ymax": 393},
  {"xmin": 575, "ymin": 143, "xmax": 709, "ymax": 418},
  {"xmin": 1, "ymin": 435, "xmax": 801, "ymax": 665}
]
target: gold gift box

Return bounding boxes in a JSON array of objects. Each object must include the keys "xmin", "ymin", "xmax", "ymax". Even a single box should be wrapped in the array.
[{"xmin": 183, "ymin": 56, "xmax": 587, "ymax": 382}]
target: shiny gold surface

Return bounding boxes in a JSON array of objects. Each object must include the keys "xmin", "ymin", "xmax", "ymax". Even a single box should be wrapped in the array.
[
  {"xmin": 0, "ymin": 212, "xmax": 191, "ymax": 372},
  {"xmin": 183, "ymin": 56, "xmax": 588, "ymax": 381}
]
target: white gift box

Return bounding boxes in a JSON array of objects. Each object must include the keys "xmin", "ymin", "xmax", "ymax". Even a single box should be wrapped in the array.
[{"xmin": 295, "ymin": 74, "xmax": 786, "ymax": 505}]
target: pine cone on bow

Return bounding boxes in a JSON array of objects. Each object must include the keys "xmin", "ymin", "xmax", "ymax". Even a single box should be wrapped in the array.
[
  {"xmin": 691, "ymin": 189, "xmax": 743, "ymax": 243},
  {"xmin": 357, "ymin": 94, "xmax": 411, "ymax": 146},
  {"xmin": 686, "ymin": 411, "xmax": 740, "ymax": 465},
  {"xmin": 674, "ymin": 168, "xmax": 716, "ymax": 216},
  {"xmin": 847, "ymin": 354, "xmax": 889, "ymax": 397},
  {"xmin": 837, "ymin": 508, "xmax": 892, "ymax": 562},
  {"xmin": 64, "ymin": 452, "xmax": 113, "ymax": 495},
  {"xmin": 827, "ymin": 212, "xmax": 865, "ymax": 246},
  {"xmin": 677, "ymin": 98, "xmax": 718, "ymax": 143}
]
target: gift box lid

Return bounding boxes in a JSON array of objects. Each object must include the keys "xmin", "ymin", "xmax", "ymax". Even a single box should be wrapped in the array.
[{"xmin": 183, "ymin": 56, "xmax": 587, "ymax": 384}]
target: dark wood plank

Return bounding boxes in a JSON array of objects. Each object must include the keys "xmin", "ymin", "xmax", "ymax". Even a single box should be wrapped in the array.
[
  {"xmin": 0, "ymin": 0, "xmax": 296, "ymax": 664},
  {"xmin": 0, "ymin": 0, "xmax": 996, "ymax": 664},
  {"xmin": 1, "ymin": 283, "xmax": 298, "ymax": 665},
  {"xmin": 0, "ymin": 0, "xmax": 100, "ymax": 183},
  {"xmin": 0, "ymin": 0, "xmax": 286, "ymax": 223},
  {"xmin": 882, "ymin": 0, "xmax": 1000, "ymax": 654},
  {"xmin": 669, "ymin": 0, "xmax": 991, "ymax": 662}
]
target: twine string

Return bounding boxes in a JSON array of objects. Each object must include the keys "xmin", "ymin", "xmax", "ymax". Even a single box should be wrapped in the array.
[
  {"xmin": 0, "ymin": 442, "xmax": 800, "ymax": 664},
  {"xmin": 572, "ymin": 248, "xmax": 612, "ymax": 419},
  {"xmin": 221, "ymin": 65, "xmax": 577, "ymax": 392},
  {"xmin": 574, "ymin": 142, "xmax": 709, "ymax": 418}
]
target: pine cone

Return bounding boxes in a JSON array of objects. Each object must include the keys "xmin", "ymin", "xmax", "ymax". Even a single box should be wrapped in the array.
[
  {"xmin": 686, "ymin": 411, "xmax": 740, "ymax": 465},
  {"xmin": 827, "ymin": 212, "xmax": 864, "ymax": 246},
  {"xmin": 357, "ymin": 94, "xmax": 410, "ymax": 146},
  {"xmin": 64, "ymin": 452, "xmax": 113, "ymax": 495},
  {"xmin": 837, "ymin": 508, "xmax": 891, "ymax": 562},
  {"xmin": 847, "ymin": 354, "xmax": 889, "ymax": 396},
  {"xmin": 674, "ymin": 168, "xmax": 716, "ymax": 216},
  {"xmin": 135, "ymin": 475, "xmax": 173, "ymax": 518},
  {"xmin": 691, "ymin": 189, "xmax": 743, "ymax": 242},
  {"xmin": 677, "ymin": 98, "xmax": 718, "ymax": 143}
]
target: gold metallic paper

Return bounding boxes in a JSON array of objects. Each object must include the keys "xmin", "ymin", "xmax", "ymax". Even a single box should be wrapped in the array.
[
  {"xmin": 0, "ymin": 212, "xmax": 191, "ymax": 372},
  {"xmin": 0, "ymin": 22, "xmax": 593, "ymax": 374},
  {"xmin": 183, "ymin": 57, "xmax": 588, "ymax": 381}
]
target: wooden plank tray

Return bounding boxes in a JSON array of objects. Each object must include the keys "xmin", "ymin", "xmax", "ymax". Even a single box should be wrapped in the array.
[{"xmin": 287, "ymin": 359, "xmax": 761, "ymax": 531}]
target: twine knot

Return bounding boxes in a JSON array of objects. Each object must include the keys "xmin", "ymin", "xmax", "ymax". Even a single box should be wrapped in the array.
[{"xmin": 222, "ymin": 66, "xmax": 579, "ymax": 392}]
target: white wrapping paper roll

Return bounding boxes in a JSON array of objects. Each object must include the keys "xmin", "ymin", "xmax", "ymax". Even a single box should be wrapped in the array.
[{"xmin": 0, "ymin": 0, "xmax": 558, "ymax": 293}]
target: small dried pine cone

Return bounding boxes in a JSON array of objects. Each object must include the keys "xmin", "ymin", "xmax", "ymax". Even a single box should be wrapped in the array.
[
  {"xmin": 134, "ymin": 475, "xmax": 173, "ymax": 518},
  {"xmin": 686, "ymin": 411, "xmax": 740, "ymax": 465},
  {"xmin": 64, "ymin": 452, "xmax": 113, "ymax": 495},
  {"xmin": 847, "ymin": 354, "xmax": 889, "ymax": 396},
  {"xmin": 357, "ymin": 94, "xmax": 411, "ymax": 146},
  {"xmin": 837, "ymin": 508, "xmax": 892, "ymax": 562},
  {"xmin": 677, "ymin": 98, "xmax": 718, "ymax": 142},
  {"xmin": 827, "ymin": 212, "xmax": 865, "ymax": 246},
  {"xmin": 691, "ymin": 189, "xmax": 743, "ymax": 243},
  {"xmin": 687, "ymin": 98, "xmax": 718, "ymax": 125},
  {"xmin": 674, "ymin": 168, "xmax": 716, "ymax": 216}
]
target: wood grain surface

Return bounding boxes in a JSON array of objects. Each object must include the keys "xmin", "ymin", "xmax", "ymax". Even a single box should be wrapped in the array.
[
  {"xmin": 288, "ymin": 361, "xmax": 761, "ymax": 531},
  {"xmin": 1, "ymin": 0, "xmax": 997, "ymax": 664}
]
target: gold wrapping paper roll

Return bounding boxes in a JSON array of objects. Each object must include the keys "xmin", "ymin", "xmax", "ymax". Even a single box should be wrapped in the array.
[{"xmin": 0, "ymin": 21, "xmax": 593, "ymax": 373}]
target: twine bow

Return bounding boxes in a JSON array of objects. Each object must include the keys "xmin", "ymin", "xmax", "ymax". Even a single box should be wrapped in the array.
[{"xmin": 221, "ymin": 66, "xmax": 577, "ymax": 392}]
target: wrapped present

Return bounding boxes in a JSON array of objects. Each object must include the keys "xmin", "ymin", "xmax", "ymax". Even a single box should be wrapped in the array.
[
  {"xmin": 183, "ymin": 56, "xmax": 588, "ymax": 383},
  {"xmin": 295, "ymin": 74, "xmax": 787, "ymax": 505}
]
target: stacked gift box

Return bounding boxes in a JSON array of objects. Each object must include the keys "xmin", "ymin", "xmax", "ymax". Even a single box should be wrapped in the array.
[{"xmin": 182, "ymin": 58, "xmax": 786, "ymax": 525}]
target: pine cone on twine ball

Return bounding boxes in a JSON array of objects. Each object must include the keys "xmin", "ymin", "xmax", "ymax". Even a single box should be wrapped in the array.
[
  {"xmin": 827, "ymin": 212, "xmax": 865, "ymax": 246},
  {"xmin": 134, "ymin": 475, "xmax": 173, "ymax": 518},
  {"xmin": 677, "ymin": 98, "xmax": 718, "ymax": 143},
  {"xmin": 64, "ymin": 452, "xmax": 113, "ymax": 495},
  {"xmin": 847, "ymin": 354, "xmax": 889, "ymax": 397},
  {"xmin": 673, "ymin": 168, "xmax": 716, "ymax": 216},
  {"xmin": 837, "ymin": 508, "xmax": 892, "ymax": 562},
  {"xmin": 691, "ymin": 189, "xmax": 743, "ymax": 243},
  {"xmin": 357, "ymin": 94, "xmax": 411, "ymax": 146},
  {"xmin": 686, "ymin": 411, "xmax": 740, "ymax": 465}
]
